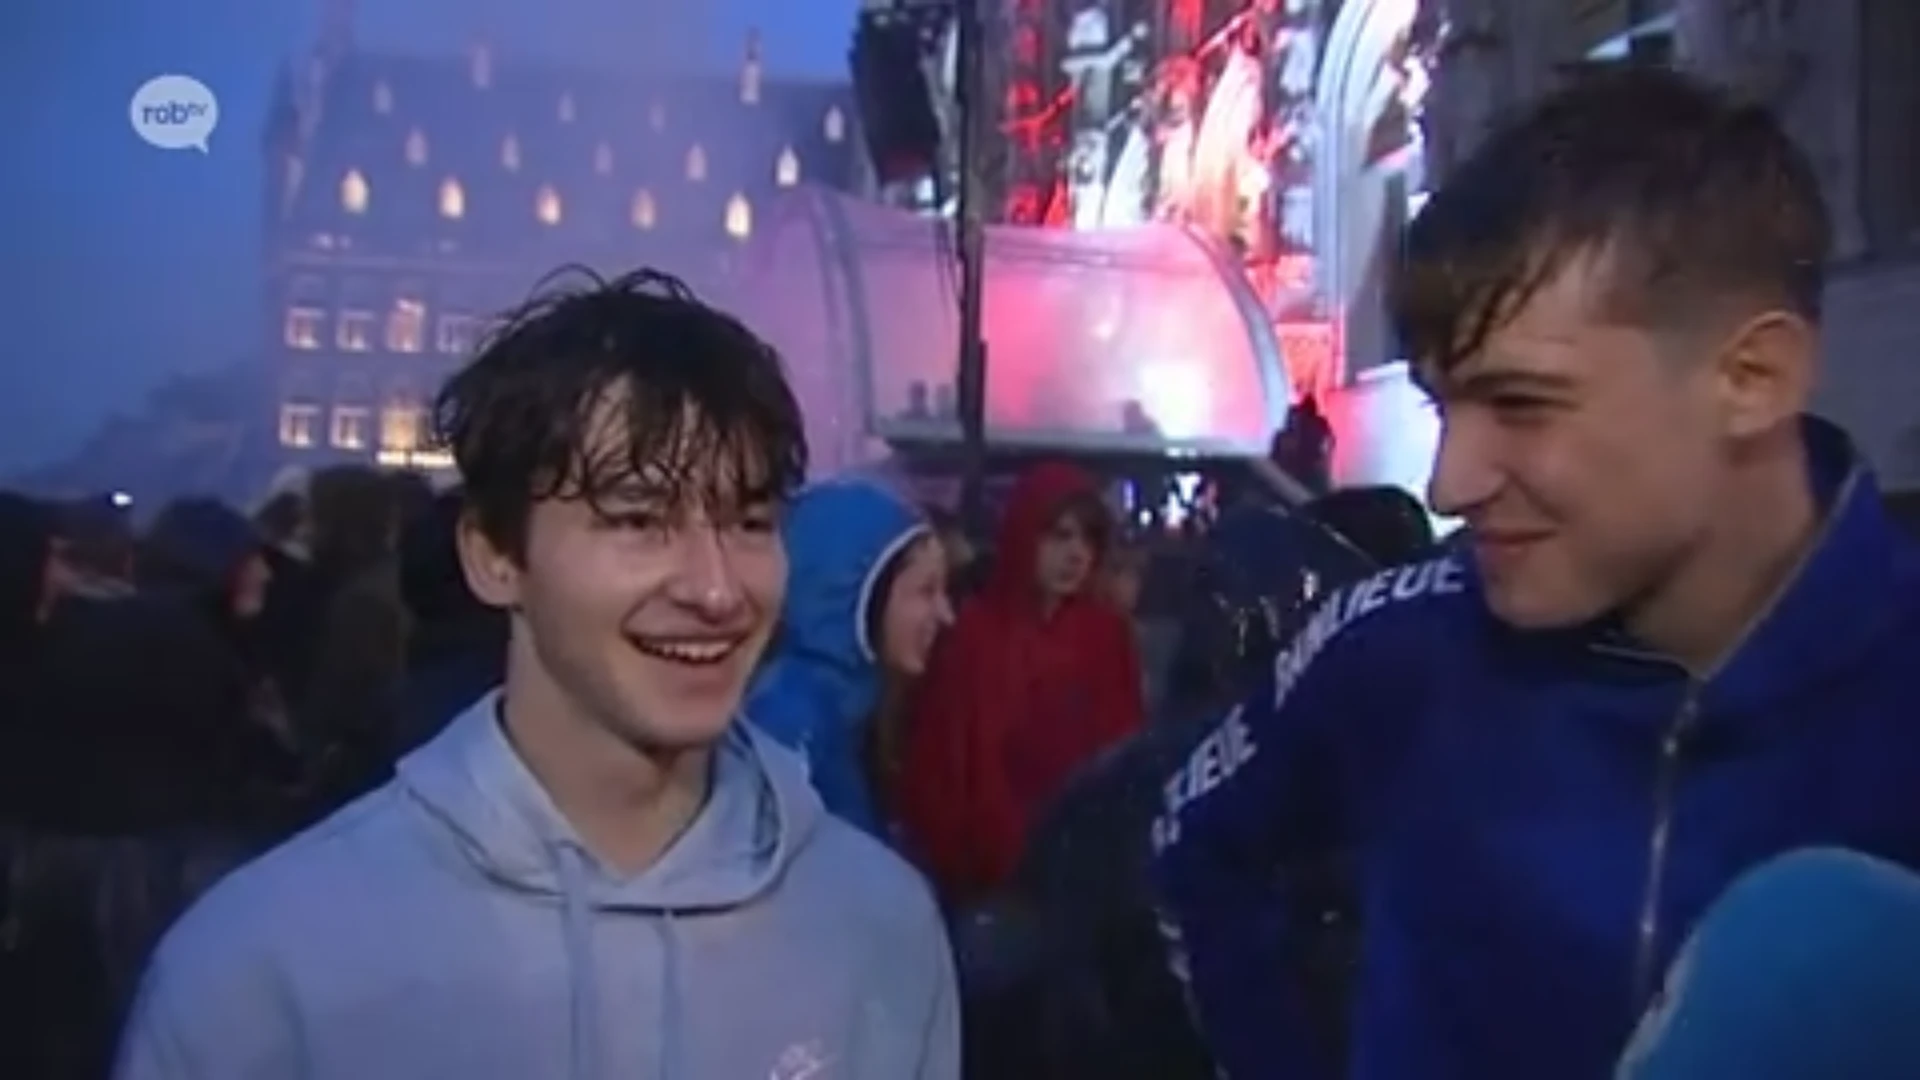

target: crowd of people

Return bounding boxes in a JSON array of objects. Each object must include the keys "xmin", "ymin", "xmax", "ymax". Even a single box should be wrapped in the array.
[
  {"xmin": 2, "ymin": 64, "xmax": 1919, "ymax": 1079},
  {"xmin": 0, "ymin": 462, "xmax": 505, "ymax": 1077}
]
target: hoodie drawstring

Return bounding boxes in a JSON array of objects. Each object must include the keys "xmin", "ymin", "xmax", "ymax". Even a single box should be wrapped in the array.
[
  {"xmin": 655, "ymin": 913, "xmax": 683, "ymax": 1078},
  {"xmin": 557, "ymin": 847, "xmax": 603, "ymax": 1080},
  {"xmin": 556, "ymin": 847, "xmax": 686, "ymax": 1080}
]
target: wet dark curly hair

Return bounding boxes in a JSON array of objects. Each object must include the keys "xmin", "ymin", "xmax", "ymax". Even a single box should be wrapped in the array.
[{"xmin": 434, "ymin": 267, "xmax": 807, "ymax": 560}]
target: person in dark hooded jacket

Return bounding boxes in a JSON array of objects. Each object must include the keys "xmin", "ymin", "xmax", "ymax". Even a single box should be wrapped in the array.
[
  {"xmin": 0, "ymin": 497, "xmax": 286, "ymax": 1080},
  {"xmin": 996, "ymin": 505, "xmax": 1380, "ymax": 1079},
  {"xmin": 391, "ymin": 490, "xmax": 505, "ymax": 758}
]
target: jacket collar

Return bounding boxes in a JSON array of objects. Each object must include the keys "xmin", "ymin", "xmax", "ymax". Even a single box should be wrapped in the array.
[
  {"xmin": 1697, "ymin": 417, "xmax": 1902, "ymax": 717},
  {"xmin": 1482, "ymin": 418, "xmax": 1904, "ymax": 717}
]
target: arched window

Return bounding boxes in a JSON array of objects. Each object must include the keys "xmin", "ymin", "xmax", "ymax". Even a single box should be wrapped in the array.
[
  {"xmin": 686, "ymin": 144, "xmax": 707, "ymax": 181},
  {"xmin": 631, "ymin": 189, "xmax": 657, "ymax": 229},
  {"xmin": 535, "ymin": 184, "xmax": 562, "ymax": 226},
  {"xmin": 404, "ymin": 128, "xmax": 428, "ymax": 166},
  {"xmin": 438, "ymin": 177, "xmax": 464, "ymax": 220},
  {"xmin": 340, "ymin": 169, "xmax": 369, "ymax": 214},
  {"xmin": 501, "ymin": 134, "xmax": 521, "ymax": 172},
  {"xmin": 725, "ymin": 193, "xmax": 752, "ymax": 240},
  {"xmin": 776, "ymin": 145, "xmax": 800, "ymax": 187}
]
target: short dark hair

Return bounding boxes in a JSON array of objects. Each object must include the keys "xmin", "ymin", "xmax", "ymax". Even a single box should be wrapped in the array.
[
  {"xmin": 1390, "ymin": 66, "xmax": 1831, "ymax": 376},
  {"xmin": 434, "ymin": 267, "xmax": 807, "ymax": 558}
]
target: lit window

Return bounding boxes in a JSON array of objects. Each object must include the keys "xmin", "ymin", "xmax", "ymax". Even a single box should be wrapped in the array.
[
  {"xmin": 776, "ymin": 145, "xmax": 800, "ymax": 187},
  {"xmin": 279, "ymin": 403, "xmax": 319, "ymax": 448},
  {"xmin": 535, "ymin": 185, "xmax": 562, "ymax": 225},
  {"xmin": 337, "ymin": 310, "xmax": 375, "ymax": 351},
  {"xmin": 340, "ymin": 169, "xmax": 369, "ymax": 214},
  {"xmin": 405, "ymin": 128, "xmax": 428, "ymax": 166},
  {"xmin": 284, "ymin": 307, "xmax": 324, "ymax": 350},
  {"xmin": 686, "ymin": 144, "xmax": 707, "ymax": 181},
  {"xmin": 824, "ymin": 106, "xmax": 846, "ymax": 143},
  {"xmin": 725, "ymin": 193, "xmax": 752, "ymax": 240},
  {"xmin": 386, "ymin": 299, "xmax": 425, "ymax": 352},
  {"xmin": 379, "ymin": 401, "xmax": 424, "ymax": 452},
  {"xmin": 436, "ymin": 314, "xmax": 477, "ymax": 355},
  {"xmin": 501, "ymin": 134, "xmax": 520, "ymax": 171},
  {"xmin": 372, "ymin": 80, "xmax": 393, "ymax": 114},
  {"xmin": 331, "ymin": 406, "xmax": 370, "ymax": 451},
  {"xmin": 594, "ymin": 142, "xmax": 614, "ymax": 175},
  {"xmin": 631, "ymin": 189, "xmax": 657, "ymax": 229},
  {"xmin": 648, "ymin": 99, "xmax": 667, "ymax": 131},
  {"xmin": 470, "ymin": 44, "xmax": 492, "ymax": 88},
  {"xmin": 558, "ymin": 92, "xmax": 576, "ymax": 122},
  {"xmin": 438, "ymin": 177, "xmax": 464, "ymax": 219}
]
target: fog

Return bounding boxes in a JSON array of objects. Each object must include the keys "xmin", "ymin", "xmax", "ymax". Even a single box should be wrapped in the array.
[{"xmin": 0, "ymin": 0, "xmax": 857, "ymax": 481}]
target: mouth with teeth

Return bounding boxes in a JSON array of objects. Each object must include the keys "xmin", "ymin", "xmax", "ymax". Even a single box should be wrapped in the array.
[{"xmin": 630, "ymin": 637, "xmax": 744, "ymax": 666}]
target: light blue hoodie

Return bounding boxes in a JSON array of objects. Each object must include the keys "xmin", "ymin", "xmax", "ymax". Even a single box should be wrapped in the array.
[
  {"xmin": 114, "ymin": 692, "xmax": 959, "ymax": 1080},
  {"xmin": 746, "ymin": 478, "xmax": 928, "ymax": 837}
]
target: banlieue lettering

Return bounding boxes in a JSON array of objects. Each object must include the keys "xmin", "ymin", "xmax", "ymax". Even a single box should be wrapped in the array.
[
  {"xmin": 1153, "ymin": 704, "xmax": 1254, "ymax": 851},
  {"xmin": 1271, "ymin": 556, "xmax": 1463, "ymax": 712},
  {"xmin": 1152, "ymin": 556, "xmax": 1465, "ymax": 852},
  {"xmin": 140, "ymin": 101, "xmax": 209, "ymax": 125}
]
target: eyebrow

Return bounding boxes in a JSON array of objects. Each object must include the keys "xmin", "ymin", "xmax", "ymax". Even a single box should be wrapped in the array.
[{"xmin": 1431, "ymin": 368, "xmax": 1580, "ymax": 400}]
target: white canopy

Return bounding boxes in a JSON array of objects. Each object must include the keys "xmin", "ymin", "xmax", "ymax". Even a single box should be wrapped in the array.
[{"xmin": 727, "ymin": 188, "xmax": 1292, "ymax": 473}]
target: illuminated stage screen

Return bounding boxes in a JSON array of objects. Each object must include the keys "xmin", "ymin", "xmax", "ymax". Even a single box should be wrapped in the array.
[{"xmin": 989, "ymin": 0, "xmax": 1432, "ymax": 400}]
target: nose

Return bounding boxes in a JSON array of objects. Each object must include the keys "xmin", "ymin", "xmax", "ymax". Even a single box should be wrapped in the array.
[
  {"xmin": 934, "ymin": 590, "xmax": 955, "ymax": 628},
  {"xmin": 665, "ymin": 524, "xmax": 746, "ymax": 620},
  {"xmin": 1425, "ymin": 415, "xmax": 1502, "ymax": 520}
]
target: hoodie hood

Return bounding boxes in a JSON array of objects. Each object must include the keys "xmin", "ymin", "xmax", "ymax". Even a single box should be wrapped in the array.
[
  {"xmin": 143, "ymin": 497, "xmax": 260, "ymax": 594},
  {"xmin": 395, "ymin": 694, "xmax": 825, "ymax": 1078},
  {"xmin": 398, "ymin": 692, "xmax": 822, "ymax": 908},
  {"xmin": 746, "ymin": 477, "xmax": 926, "ymax": 833},
  {"xmin": 984, "ymin": 461, "xmax": 1105, "ymax": 609},
  {"xmin": 767, "ymin": 478, "xmax": 928, "ymax": 686}
]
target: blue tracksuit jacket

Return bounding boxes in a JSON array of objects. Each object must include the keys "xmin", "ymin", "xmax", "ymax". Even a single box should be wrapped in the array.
[{"xmin": 1150, "ymin": 418, "xmax": 1920, "ymax": 1079}]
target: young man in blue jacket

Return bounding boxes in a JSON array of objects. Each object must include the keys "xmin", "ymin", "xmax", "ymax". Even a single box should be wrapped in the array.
[{"xmin": 1151, "ymin": 67, "xmax": 1920, "ymax": 1079}]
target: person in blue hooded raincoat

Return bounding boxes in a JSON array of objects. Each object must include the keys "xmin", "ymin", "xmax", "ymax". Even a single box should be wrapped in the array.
[{"xmin": 746, "ymin": 477, "xmax": 953, "ymax": 839}]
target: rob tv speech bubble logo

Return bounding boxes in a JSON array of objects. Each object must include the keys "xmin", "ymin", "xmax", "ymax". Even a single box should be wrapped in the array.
[{"xmin": 129, "ymin": 74, "xmax": 218, "ymax": 152}]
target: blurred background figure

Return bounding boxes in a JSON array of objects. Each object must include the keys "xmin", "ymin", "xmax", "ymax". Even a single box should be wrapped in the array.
[
  {"xmin": 747, "ymin": 477, "xmax": 953, "ymax": 840},
  {"xmin": 47, "ymin": 495, "xmax": 137, "ymax": 604},
  {"xmin": 390, "ymin": 488, "xmax": 505, "ymax": 759},
  {"xmin": 897, "ymin": 460, "xmax": 1145, "ymax": 907}
]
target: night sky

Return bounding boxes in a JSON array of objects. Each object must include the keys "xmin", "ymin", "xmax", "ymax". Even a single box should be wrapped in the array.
[{"xmin": 0, "ymin": 0, "xmax": 858, "ymax": 476}]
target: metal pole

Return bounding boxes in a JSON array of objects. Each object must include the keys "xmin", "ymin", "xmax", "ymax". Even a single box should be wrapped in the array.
[{"xmin": 953, "ymin": 0, "xmax": 991, "ymax": 539}]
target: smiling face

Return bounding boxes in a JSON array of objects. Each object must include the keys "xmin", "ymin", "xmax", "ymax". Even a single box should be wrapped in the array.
[
  {"xmin": 876, "ymin": 533, "xmax": 952, "ymax": 679},
  {"xmin": 462, "ymin": 396, "xmax": 788, "ymax": 754},
  {"xmin": 1423, "ymin": 256, "xmax": 1727, "ymax": 629}
]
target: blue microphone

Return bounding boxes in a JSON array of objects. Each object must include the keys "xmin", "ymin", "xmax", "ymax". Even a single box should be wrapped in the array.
[{"xmin": 1617, "ymin": 847, "xmax": 1920, "ymax": 1079}]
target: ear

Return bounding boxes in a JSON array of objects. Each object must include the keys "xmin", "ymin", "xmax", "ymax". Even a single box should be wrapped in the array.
[
  {"xmin": 456, "ymin": 511, "xmax": 522, "ymax": 610},
  {"xmin": 1711, "ymin": 309, "xmax": 1817, "ymax": 439}
]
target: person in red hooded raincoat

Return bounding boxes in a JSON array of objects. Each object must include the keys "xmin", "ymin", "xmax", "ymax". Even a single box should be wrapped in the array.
[{"xmin": 897, "ymin": 461, "xmax": 1145, "ymax": 905}]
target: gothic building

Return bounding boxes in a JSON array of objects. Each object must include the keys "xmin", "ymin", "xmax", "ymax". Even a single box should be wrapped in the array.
[{"xmin": 263, "ymin": 28, "xmax": 865, "ymax": 472}]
